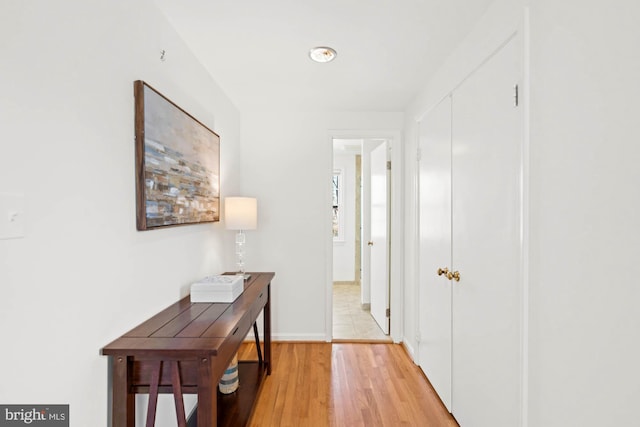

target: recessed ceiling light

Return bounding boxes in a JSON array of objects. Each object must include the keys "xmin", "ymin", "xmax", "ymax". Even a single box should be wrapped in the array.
[{"xmin": 309, "ymin": 46, "xmax": 337, "ymax": 63}]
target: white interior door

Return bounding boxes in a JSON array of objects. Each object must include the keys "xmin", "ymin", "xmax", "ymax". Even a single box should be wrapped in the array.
[
  {"xmin": 418, "ymin": 96, "xmax": 453, "ymax": 410},
  {"xmin": 451, "ymin": 36, "xmax": 521, "ymax": 426},
  {"xmin": 369, "ymin": 141, "xmax": 390, "ymax": 334}
]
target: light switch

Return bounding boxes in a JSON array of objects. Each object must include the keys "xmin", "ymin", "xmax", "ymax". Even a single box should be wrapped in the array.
[{"xmin": 0, "ymin": 193, "xmax": 25, "ymax": 240}]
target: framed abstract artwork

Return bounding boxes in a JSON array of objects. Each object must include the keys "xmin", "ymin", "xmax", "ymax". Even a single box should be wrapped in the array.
[{"xmin": 134, "ymin": 80, "xmax": 220, "ymax": 230}]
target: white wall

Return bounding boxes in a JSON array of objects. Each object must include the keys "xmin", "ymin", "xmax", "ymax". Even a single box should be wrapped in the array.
[
  {"xmin": 404, "ymin": 0, "xmax": 640, "ymax": 426},
  {"xmin": 527, "ymin": 1, "xmax": 640, "ymax": 425},
  {"xmin": 332, "ymin": 152, "xmax": 357, "ymax": 282},
  {"xmin": 0, "ymin": 1, "xmax": 241, "ymax": 425},
  {"xmin": 240, "ymin": 112, "xmax": 403, "ymax": 340}
]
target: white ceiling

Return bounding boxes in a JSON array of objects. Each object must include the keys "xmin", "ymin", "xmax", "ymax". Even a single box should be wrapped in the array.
[{"xmin": 154, "ymin": 0, "xmax": 494, "ymax": 112}]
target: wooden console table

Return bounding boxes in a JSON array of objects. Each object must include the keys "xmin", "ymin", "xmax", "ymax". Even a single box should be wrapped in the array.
[{"xmin": 101, "ymin": 272, "xmax": 274, "ymax": 427}]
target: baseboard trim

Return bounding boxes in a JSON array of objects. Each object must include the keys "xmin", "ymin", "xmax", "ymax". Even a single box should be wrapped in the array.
[
  {"xmin": 272, "ymin": 333, "xmax": 328, "ymax": 342},
  {"xmin": 402, "ymin": 340, "xmax": 417, "ymax": 362}
]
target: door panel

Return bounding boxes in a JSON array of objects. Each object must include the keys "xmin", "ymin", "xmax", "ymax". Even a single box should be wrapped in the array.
[
  {"xmin": 418, "ymin": 96, "xmax": 453, "ymax": 410},
  {"xmin": 370, "ymin": 141, "xmax": 390, "ymax": 334},
  {"xmin": 417, "ymin": 36, "xmax": 522, "ymax": 426},
  {"xmin": 451, "ymin": 36, "xmax": 521, "ymax": 426}
]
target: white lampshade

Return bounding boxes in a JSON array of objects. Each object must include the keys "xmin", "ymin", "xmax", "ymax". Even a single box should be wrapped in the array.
[{"xmin": 224, "ymin": 197, "xmax": 257, "ymax": 230}]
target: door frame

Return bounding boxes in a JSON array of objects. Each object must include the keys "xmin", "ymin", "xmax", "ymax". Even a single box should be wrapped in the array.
[{"xmin": 325, "ymin": 129, "xmax": 403, "ymax": 343}]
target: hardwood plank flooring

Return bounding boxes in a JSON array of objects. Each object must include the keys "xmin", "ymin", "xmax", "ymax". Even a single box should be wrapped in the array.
[{"xmin": 237, "ymin": 342, "xmax": 458, "ymax": 427}]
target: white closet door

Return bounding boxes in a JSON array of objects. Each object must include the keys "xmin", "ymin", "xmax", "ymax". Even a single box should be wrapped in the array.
[
  {"xmin": 418, "ymin": 96, "xmax": 453, "ymax": 410},
  {"xmin": 451, "ymin": 36, "xmax": 522, "ymax": 426}
]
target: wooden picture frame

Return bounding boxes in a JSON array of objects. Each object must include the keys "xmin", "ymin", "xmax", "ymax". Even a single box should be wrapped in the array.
[{"xmin": 134, "ymin": 80, "xmax": 220, "ymax": 230}]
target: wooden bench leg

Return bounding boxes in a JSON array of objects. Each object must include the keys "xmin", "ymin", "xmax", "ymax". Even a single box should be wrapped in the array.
[
  {"xmin": 171, "ymin": 361, "xmax": 187, "ymax": 427},
  {"xmin": 253, "ymin": 322, "xmax": 263, "ymax": 364},
  {"xmin": 112, "ymin": 356, "xmax": 135, "ymax": 427},
  {"xmin": 145, "ymin": 360, "xmax": 187, "ymax": 427},
  {"xmin": 146, "ymin": 361, "xmax": 162, "ymax": 427}
]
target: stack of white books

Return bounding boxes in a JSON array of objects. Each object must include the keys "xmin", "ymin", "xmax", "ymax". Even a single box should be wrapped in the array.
[{"xmin": 190, "ymin": 275, "xmax": 244, "ymax": 303}]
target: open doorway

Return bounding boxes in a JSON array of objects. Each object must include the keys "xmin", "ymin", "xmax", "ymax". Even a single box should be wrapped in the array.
[{"xmin": 332, "ymin": 138, "xmax": 391, "ymax": 341}]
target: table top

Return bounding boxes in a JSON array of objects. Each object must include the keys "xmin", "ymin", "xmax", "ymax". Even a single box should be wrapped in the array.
[{"xmin": 101, "ymin": 272, "xmax": 274, "ymax": 357}]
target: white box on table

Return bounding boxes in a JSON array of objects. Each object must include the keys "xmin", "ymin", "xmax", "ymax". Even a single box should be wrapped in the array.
[{"xmin": 190, "ymin": 275, "xmax": 244, "ymax": 303}]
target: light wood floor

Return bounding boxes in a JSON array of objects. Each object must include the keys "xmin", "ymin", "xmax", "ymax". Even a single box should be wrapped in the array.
[{"xmin": 238, "ymin": 342, "xmax": 458, "ymax": 427}]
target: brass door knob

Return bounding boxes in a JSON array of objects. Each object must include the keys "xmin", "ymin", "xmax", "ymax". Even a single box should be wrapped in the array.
[
  {"xmin": 367, "ymin": 241, "xmax": 374, "ymax": 246},
  {"xmin": 446, "ymin": 271, "xmax": 453, "ymax": 280},
  {"xmin": 437, "ymin": 267, "xmax": 449, "ymax": 276},
  {"xmin": 452, "ymin": 271, "xmax": 461, "ymax": 282}
]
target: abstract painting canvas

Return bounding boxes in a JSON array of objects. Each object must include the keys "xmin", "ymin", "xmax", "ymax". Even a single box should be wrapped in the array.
[{"xmin": 134, "ymin": 81, "xmax": 220, "ymax": 230}]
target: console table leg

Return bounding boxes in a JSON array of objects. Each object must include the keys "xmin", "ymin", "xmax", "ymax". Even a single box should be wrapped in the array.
[
  {"xmin": 146, "ymin": 360, "xmax": 162, "ymax": 427},
  {"xmin": 265, "ymin": 284, "xmax": 272, "ymax": 375},
  {"xmin": 112, "ymin": 355, "xmax": 134, "ymax": 427},
  {"xmin": 170, "ymin": 361, "xmax": 187, "ymax": 427},
  {"xmin": 253, "ymin": 322, "xmax": 263, "ymax": 364},
  {"xmin": 198, "ymin": 357, "xmax": 217, "ymax": 426}
]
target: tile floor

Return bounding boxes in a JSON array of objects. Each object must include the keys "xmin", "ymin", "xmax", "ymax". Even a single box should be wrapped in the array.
[{"xmin": 332, "ymin": 282, "xmax": 391, "ymax": 341}]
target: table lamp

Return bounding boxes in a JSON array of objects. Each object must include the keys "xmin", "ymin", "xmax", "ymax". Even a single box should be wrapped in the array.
[{"xmin": 224, "ymin": 197, "xmax": 257, "ymax": 279}]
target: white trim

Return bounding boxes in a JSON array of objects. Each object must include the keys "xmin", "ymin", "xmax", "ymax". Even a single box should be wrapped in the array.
[
  {"xmin": 402, "ymin": 340, "xmax": 417, "ymax": 362},
  {"xmin": 271, "ymin": 333, "xmax": 328, "ymax": 342},
  {"xmin": 520, "ymin": 7, "xmax": 531, "ymax": 427},
  {"xmin": 412, "ymin": 120, "xmax": 422, "ymax": 363},
  {"xmin": 324, "ymin": 137, "xmax": 335, "ymax": 342}
]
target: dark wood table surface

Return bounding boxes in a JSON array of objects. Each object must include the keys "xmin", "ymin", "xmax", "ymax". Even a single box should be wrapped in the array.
[{"xmin": 102, "ymin": 272, "xmax": 274, "ymax": 427}]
